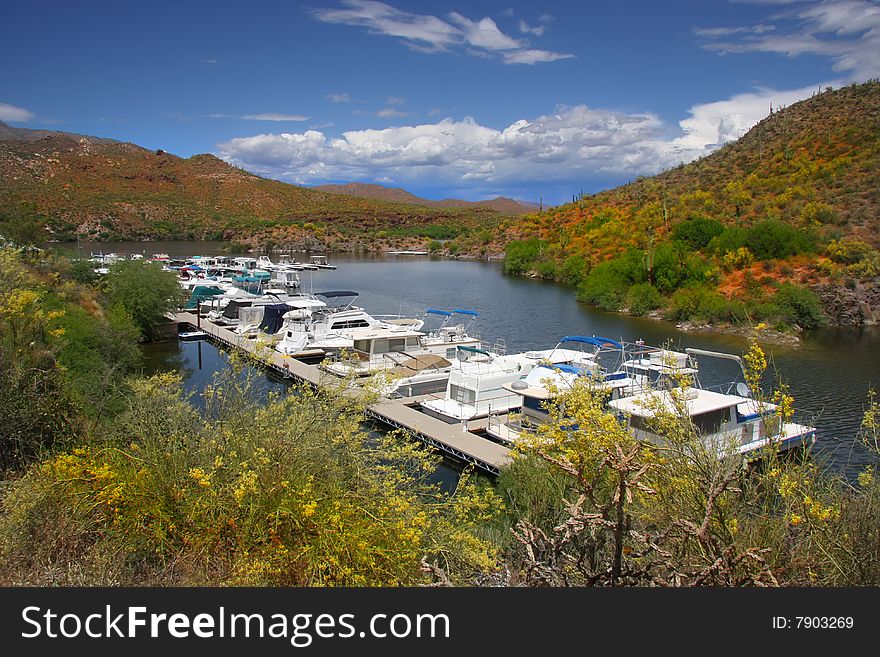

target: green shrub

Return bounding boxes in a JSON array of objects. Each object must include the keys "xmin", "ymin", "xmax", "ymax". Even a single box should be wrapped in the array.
[
  {"xmin": 773, "ymin": 283, "xmax": 824, "ymax": 329},
  {"xmin": 559, "ymin": 255, "xmax": 587, "ymax": 286},
  {"xmin": 626, "ymin": 283, "xmax": 663, "ymax": 316},
  {"xmin": 708, "ymin": 227, "xmax": 748, "ymax": 256},
  {"xmin": 536, "ymin": 260, "xmax": 557, "ymax": 280},
  {"xmin": 503, "ymin": 239, "xmax": 545, "ymax": 275},
  {"xmin": 671, "ymin": 216, "xmax": 725, "ymax": 249},
  {"xmin": 745, "ymin": 219, "xmax": 816, "ymax": 260},
  {"xmin": 577, "ymin": 262, "xmax": 628, "ymax": 311}
]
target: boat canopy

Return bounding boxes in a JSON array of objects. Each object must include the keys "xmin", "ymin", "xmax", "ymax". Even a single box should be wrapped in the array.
[
  {"xmin": 560, "ymin": 335, "xmax": 622, "ymax": 349},
  {"xmin": 452, "ymin": 309, "xmax": 478, "ymax": 316},
  {"xmin": 185, "ymin": 285, "xmax": 224, "ymax": 310},
  {"xmin": 425, "ymin": 309, "xmax": 453, "ymax": 316},
  {"xmin": 222, "ymin": 299, "xmax": 252, "ymax": 319},
  {"xmin": 233, "ymin": 275, "xmax": 261, "ymax": 283},
  {"xmin": 316, "ymin": 290, "xmax": 359, "ymax": 299},
  {"xmin": 540, "ymin": 363, "xmax": 589, "ymax": 375},
  {"xmin": 259, "ymin": 304, "xmax": 295, "ymax": 335},
  {"xmin": 457, "ymin": 345, "xmax": 492, "ymax": 357}
]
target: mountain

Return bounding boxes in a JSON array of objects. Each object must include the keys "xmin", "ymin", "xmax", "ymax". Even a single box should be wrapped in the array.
[
  {"xmin": 504, "ymin": 81, "xmax": 880, "ymax": 255},
  {"xmin": 0, "ymin": 122, "xmax": 505, "ymax": 245},
  {"xmin": 498, "ymin": 81, "xmax": 880, "ymax": 328},
  {"xmin": 314, "ymin": 182, "xmax": 540, "ymax": 214}
]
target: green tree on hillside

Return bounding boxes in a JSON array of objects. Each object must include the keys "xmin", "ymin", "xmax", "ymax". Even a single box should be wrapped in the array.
[{"xmin": 104, "ymin": 260, "xmax": 185, "ymax": 339}]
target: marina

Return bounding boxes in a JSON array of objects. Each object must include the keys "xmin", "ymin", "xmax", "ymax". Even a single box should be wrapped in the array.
[
  {"xmin": 173, "ymin": 311, "xmax": 512, "ymax": 474},
  {"xmin": 73, "ymin": 243, "xmax": 878, "ymax": 481}
]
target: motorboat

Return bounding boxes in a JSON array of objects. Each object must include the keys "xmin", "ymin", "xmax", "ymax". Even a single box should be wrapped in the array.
[
  {"xmin": 274, "ymin": 291, "xmax": 423, "ymax": 357},
  {"xmin": 418, "ymin": 309, "xmax": 482, "ymax": 359},
  {"xmin": 609, "ymin": 386, "xmax": 816, "ymax": 457},
  {"xmin": 309, "ymin": 254, "xmax": 337, "ymax": 270},
  {"xmin": 421, "ymin": 338, "xmax": 606, "ymax": 424}
]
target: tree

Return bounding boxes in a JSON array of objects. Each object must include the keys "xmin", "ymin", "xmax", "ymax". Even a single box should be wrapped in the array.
[{"xmin": 104, "ymin": 260, "xmax": 186, "ymax": 339}]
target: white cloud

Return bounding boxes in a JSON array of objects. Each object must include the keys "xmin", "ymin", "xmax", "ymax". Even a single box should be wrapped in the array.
[
  {"xmin": 310, "ymin": 1, "xmax": 572, "ymax": 65},
  {"xmin": 518, "ymin": 20, "xmax": 546, "ymax": 36},
  {"xmin": 327, "ymin": 93, "xmax": 351, "ymax": 103},
  {"xmin": 200, "ymin": 58, "xmax": 218, "ymax": 64},
  {"xmin": 671, "ymin": 83, "xmax": 829, "ymax": 152},
  {"xmin": 697, "ymin": 0, "xmax": 880, "ymax": 80},
  {"xmin": 0, "ymin": 102, "xmax": 35, "ymax": 122},
  {"xmin": 502, "ymin": 49, "xmax": 574, "ymax": 65},
  {"xmin": 447, "ymin": 13, "xmax": 522, "ymax": 50},
  {"xmin": 240, "ymin": 113, "xmax": 311, "ymax": 121},
  {"xmin": 377, "ymin": 108, "xmax": 407, "ymax": 117},
  {"xmin": 216, "ymin": 82, "xmax": 834, "ymax": 194},
  {"xmin": 386, "ymin": 96, "xmax": 406, "ymax": 105}
]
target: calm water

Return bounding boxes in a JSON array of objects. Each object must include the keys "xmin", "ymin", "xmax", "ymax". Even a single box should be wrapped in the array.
[{"xmin": 54, "ymin": 241, "xmax": 880, "ymax": 479}]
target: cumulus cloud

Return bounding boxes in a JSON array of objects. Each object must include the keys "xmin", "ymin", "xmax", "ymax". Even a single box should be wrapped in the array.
[
  {"xmin": 310, "ymin": 1, "xmax": 572, "ymax": 65},
  {"xmin": 0, "ymin": 102, "xmax": 35, "ymax": 122},
  {"xmin": 327, "ymin": 93, "xmax": 351, "ymax": 103},
  {"xmin": 216, "ymin": 80, "xmax": 836, "ymax": 195},
  {"xmin": 671, "ymin": 83, "xmax": 828, "ymax": 152},
  {"xmin": 697, "ymin": 0, "xmax": 880, "ymax": 80},
  {"xmin": 386, "ymin": 96, "xmax": 406, "ymax": 105},
  {"xmin": 377, "ymin": 108, "xmax": 407, "ymax": 117}
]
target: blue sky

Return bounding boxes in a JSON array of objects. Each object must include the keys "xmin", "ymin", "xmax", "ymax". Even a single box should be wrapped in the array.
[{"xmin": 2, "ymin": 0, "xmax": 878, "ymax": 204}]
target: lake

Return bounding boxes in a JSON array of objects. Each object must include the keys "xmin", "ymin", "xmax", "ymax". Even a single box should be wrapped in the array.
[{"xmin": 54, "ymin": 241, "xmax": 880, "ymax": 480}]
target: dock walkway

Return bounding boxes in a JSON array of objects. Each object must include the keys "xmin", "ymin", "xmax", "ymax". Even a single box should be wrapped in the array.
[{"xmin": 174, "ymin": 313, "xmax": 511, "ymax": 474}]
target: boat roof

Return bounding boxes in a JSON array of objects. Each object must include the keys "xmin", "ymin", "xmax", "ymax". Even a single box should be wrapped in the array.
[
  {"xmin": 609, "ymin": 387, "xmax": 747, "ymax": 418},
  {"xmin": 346, "ymin": 326, "xmax": 424, "ymax": 339},
  {"xmin": 560, "ymin": 335, "xmax": 622, "ymax": 349},
  {"xmin": 317, "ymin": 290, "xmax": 358, "ymax": 299}
]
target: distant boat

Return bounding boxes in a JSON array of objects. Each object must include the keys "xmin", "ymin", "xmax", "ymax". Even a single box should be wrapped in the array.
[
  {"xmin": 309, "ymin": 254, "xmax": 337, "ymax": 269},
  {"xmin": 178, "ymin": 330, "xmax": 208, "ymax": 341},
  {"xmin": 385, "ymin": 250, "xmax": 428, "ymax": 256}
]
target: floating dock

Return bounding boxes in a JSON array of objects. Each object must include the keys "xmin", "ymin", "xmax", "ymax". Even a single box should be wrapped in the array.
[{"xmin": 174, "ymin": 312, "xmax": 511, "ymax": 475}]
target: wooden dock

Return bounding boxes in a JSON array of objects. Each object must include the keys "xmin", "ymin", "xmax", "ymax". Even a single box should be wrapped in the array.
[{"xmin": 174, "ymin": 313, "xmax": 512, "ymax": 475}]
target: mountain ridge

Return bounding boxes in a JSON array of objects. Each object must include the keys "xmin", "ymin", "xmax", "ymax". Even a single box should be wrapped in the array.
[{"xmin": 313, "ymin": 182, "xmax": 540, "ymax": 214}]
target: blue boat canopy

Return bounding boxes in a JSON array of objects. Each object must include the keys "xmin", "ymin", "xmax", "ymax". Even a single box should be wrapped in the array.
[
  {"xmin": 425, "ymin": 309, "xmax": 453, "ymax": 316},
  {"xmin": 233, "ymin": 276, "xmax": 261, "ymax": 283},
  {"xmin": 560, "ymin": 335, "xmax": 622, "ymax": 349},
  {"xmin": 452, "ymin": 309, "xmax": 478, "ymax": 316},
  {"xmin": 538, "ymin": 363, "xmax": 587, "ymax": 375}
]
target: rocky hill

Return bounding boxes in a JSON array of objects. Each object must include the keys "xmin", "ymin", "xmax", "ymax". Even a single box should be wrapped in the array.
[
  {"xmin": 497, "ymin": 81, "xmax": 880, "ymax": 329},
  {"xmin": 0, "ymin": 124, "xmax": 505, "ymax": 245}
]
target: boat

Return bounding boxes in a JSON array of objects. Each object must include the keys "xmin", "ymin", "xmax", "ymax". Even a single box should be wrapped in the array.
[
  {"xmin": 321, "ymin": 325, "xmax": 429, "ymax": 377},
  {"xmin": 482, "ymin": 336, "xmax": 665, "ymax": 444},
  {"xmin": 178, "ymin": 330, "xmax": 208, "ymax": 341},
  {"xmin": 609, "ymin": 385, "xmax": 816, "ymax": 457},
  {"xmin": 418, "ymin": 309, "xmax": 482, "ymax": 359},
  {"xmin": 274, "ymin": 291, "xmax": 424, "ymax": 357},
  {"xmin": 385, "ymin": 250, "xmax": 429, "ymax": 256},
  {"xmin": 309, "ymin": 254, "xmax": 337, "ymax": 270},
  {"xmin": 419, "ymin": 342, "xmax": 603, "ymax": 423}
]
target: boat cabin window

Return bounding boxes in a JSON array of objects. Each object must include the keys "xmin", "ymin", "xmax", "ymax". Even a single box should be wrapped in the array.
[
  {"xmin": 445, "ymin": 348, "xmax": 456, "ymax": 358},
  {"xmin": 522, "ymin": 396, "xmax": 545, "ymax": 412},
  {"xmin": 330, "ymin": 319, "xmax": 371, "ymax": 330},
  {"xmin": 353, "ymin": 339, "xmax": 370, "ymax": 353},
  {"xmin": 406, "ymin": 337, "xmax": 420, "ymax": 348},
  {"xmin": 692, "ymin": 407, "xmax": 731, "ymax": 434},
  {"xmin": 450, "ymin": 384, "xmax": 476, "ymax": 406}
]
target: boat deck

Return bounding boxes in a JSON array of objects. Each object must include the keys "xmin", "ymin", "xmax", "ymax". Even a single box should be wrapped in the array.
[{"xmin": 173, "ymin": 313, "xmax": 511, "ymax": 474}]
